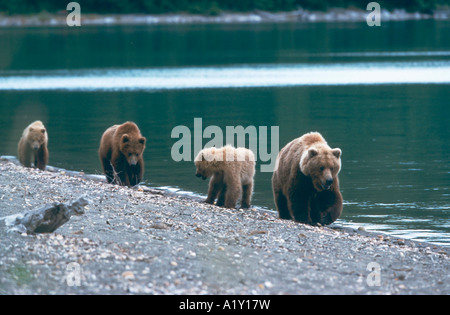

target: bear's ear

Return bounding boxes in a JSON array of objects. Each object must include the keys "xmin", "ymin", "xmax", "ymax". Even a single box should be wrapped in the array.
[
  {"xmin": 332, "ymin": 148, "xmax": 341, "ymax": 159},
  {"xmin": 41, "ymin": 129, "xmax": 46, "ymax": 134},
  {"xmin": 139, "ymin": 137, "xmax": 146, "ymax": 145},
  {"xmin": 308, "ymin": 148, "xmax": 318, "ymax": 158},
  {"xmin": 29, "ymin": 127, "xmax": 34, "ymax": 132},
  {"xmin": 122, "ymin": 134, "xmax": 129, "ymax": 143}
]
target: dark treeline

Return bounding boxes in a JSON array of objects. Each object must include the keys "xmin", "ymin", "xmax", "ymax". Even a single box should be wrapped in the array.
[{"xmin": 0, "ymin": 0, "xmax": 449, "ymax": 15}]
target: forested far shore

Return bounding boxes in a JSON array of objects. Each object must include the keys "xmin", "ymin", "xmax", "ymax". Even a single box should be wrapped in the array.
[{"xmin": 0, "ymin": 0, "xmax": 449, "ymax": 15}]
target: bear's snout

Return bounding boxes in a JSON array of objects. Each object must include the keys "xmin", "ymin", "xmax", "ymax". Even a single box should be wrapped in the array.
[
  {"xmin": 196, "ymin": 173, "xmax": 207, "ymax": 180},
  {"xmin": 322, "ymin": 178, "xmax": 333, "ymax": 190},
  {"xmin": 128, "ymin": 156, "xmax": 138, "ymax": 166}
]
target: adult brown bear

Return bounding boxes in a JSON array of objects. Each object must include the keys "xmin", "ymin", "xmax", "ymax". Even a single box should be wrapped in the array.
[
  {"xmin": 272, "ymin": 132, "xmax": 342, "ymax": 225},
  {"xmin": 99, "ymin": 122, "xmax": 146, "ymax": 187}
]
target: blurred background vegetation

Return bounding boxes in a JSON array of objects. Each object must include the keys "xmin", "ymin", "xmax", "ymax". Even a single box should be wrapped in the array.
[{"xmin": 0, "ymin": 0, "xmax": 449, "ymax": 15}]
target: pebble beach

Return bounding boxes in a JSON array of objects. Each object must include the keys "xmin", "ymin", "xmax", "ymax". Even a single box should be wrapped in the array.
[{"xmin": 0, "ymin": 159, "xmax": 448, "ymax": 295}]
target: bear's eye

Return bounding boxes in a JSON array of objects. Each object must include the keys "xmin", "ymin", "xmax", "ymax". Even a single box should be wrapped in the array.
[
  {"xmin": 320, "ymin": 167, "xmax": 325, "ymax": 171},
  {"xmin": 128, "ymin": 153, "xmax": 132, "ymax": 157},
  {"xmin": 330, "ymin": 167, "xmax": 334, "ymax": 172}
]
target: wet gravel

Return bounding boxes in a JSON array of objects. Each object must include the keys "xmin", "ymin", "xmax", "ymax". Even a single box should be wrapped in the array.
[{"xmin": 0, "ymin": 160, "xmax": 448, "ymax": 295}]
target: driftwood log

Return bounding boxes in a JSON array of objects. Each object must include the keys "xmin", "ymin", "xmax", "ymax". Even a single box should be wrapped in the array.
[{"xmin": 4, "ymin": 197, "xmax": 89, "ymax": 234}]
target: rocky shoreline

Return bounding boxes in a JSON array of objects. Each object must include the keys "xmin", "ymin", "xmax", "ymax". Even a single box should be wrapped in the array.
[
  {"xmin": 1, "ymin": 8, "xmax": 449, "ymax": 27},
  {"xmin": 0, "ymin": 159, "xmax": 448, "ymax": 294}
]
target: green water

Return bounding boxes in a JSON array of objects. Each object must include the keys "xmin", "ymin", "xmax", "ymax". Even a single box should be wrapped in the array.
[{"xmin": 0, "ymin": 21, "xmax": 449, "ymax": 245}]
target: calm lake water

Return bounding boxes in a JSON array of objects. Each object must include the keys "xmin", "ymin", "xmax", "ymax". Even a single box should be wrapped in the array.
[{"xmin": 0, "ymin": 20, "xmax": 449, "ymax": 245}]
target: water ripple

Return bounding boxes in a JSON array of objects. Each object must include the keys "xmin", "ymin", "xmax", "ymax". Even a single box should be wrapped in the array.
[{"xmin": 0, "ymin": 61, "xmax": 449, "ymax": 91}]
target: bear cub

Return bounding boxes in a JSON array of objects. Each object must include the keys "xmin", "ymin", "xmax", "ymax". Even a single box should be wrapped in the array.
[
  {"xmin": 18, "ymin": 120, "xmax": 49, "ymax": 171},
  {"xmin": 272, "ymin": 132, "xmax": 342, "ymax": 225},
  {"xmin": 195, "ymin": 145, "xmax": 255, "ymax": 209},
  {"xmin": 99, "ymin": 122, "xmax": 146, "ymax": 187}
]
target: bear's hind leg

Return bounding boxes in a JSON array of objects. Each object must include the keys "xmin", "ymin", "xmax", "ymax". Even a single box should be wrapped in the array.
[
  {"xmin": 223, "ymin": 178, "xmax": 241, "ymax": 209},
  {"xmin": 216, "ymin": 185, "xmax": 226, "ymax": 207},
  {"xmin": 102, "ymin": 159, "xmax": 115, "ymax": 183},
  {"xmin": 241, "ymin": 183, "xmax": 253, "ymax": 209}
]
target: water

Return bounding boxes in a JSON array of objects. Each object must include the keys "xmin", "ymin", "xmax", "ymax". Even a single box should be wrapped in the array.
[
  {"xmin": 1, "ymin": 61, "xmax": 450, "ymax": 90},
  {"xmin": 0, "ymin": 20, "xmax": 448, "ymax": 245}
]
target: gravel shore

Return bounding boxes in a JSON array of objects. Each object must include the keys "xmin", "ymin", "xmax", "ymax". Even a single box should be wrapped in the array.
[{"xmin": 0, "ymin": 159, "xmax": 448, "ymax": 295}]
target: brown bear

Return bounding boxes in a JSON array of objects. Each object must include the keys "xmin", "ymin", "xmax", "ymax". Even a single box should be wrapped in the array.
[
  {"xmin": 272, "ymin": 132, "xmax": 342, "ymax": 225},
  {"xmin": 18, "ymin": 120, "xmax": 49, "ymax": 171},
  {"xmin": 99, "ymin": 122, "xmax": 146, "ymax": 187},
  {"xmin": 194, "ymin": 145, "xmax": 255, "ymax": 209}
]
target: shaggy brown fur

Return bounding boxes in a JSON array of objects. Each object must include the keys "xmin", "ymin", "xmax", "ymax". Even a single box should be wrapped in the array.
[
  {"xmin": 195, "ymin": 145, "xmax": 255, "ymax": 209},
  {"xmin": 272, "ymin": 132, "xmax": 343, "ymax": 225},
  {"xmin": 18, "ymin": 121, "xmax": 49, "ymax": 171},
  {"xmin": 99, "ymin": 122, "xmax": 146, "ymax": 187}
]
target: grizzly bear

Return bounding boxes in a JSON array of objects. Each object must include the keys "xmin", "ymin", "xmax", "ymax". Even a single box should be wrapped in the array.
[
  {"xmin": 194, "ymin": 145, "xmax": 255, "ymax": 209},
  {"xmin": 272, "ymin": 132, "xmax": 342, "ymax": 225},
  {"xmin": 18, "ymin": 121, "xmax": 49, "ymax": 171},
  {"xmin": 99, "ymin": 122, "xmax": 146, "ymax": 187}
]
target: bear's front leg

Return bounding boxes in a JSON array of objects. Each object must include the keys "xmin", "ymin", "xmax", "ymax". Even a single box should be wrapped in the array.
[
  {"xmin": 288, "ymin": 192, "xmax": 312, "ymax": 224},
  {"xmin": 206, "ymin": 173, "xmax": 223, "ymax": 204},
  {"xmin": 311, "ymin": 190, "xmax": 343, "ymax": 225},
  {"xmin": 273, "ymin": 189, "xmax": 291, "ymax": 220},
  {"xmin": 35, "ymin": 146, "xmax": 48, "ymax": 171},
  {"xmin": 20, "ymin": 145, "xmax": 33, "ymax": 168},
  {"xmin": 122, "ymin": 172, "xmax": 131, "ymax": 187},
  {"xmin": 129, "ymin": 163, "xmax": 143, "ymax": 187}
]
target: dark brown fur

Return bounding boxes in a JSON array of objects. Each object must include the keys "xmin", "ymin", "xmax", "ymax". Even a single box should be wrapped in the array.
[
  {"xmin": 99, "ymin": 122, "xmax": 146, "ymax": 187},
  {"xmin": 18, "ymin": 121, "xmax": 49, "ymax": 171},
  {"xmin": 272, "ymin": 132, "xmax": 343, "ymax": 225}
]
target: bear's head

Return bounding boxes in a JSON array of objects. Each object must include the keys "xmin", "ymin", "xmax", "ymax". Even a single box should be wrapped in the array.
[
  {"xmin": 300, "ymin": 144, "xmax": 341, "ymax": 192},
  {"xmin": 120, "ymin": 134, "xmax": 146, "ymax": 166},
  {"xmin": 194, "ymin": 147, "xmax": 222, "ymax": 180},
  {"xmin": 28, "ymin": 126, "xmax": 47, "ymax": 151}
]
